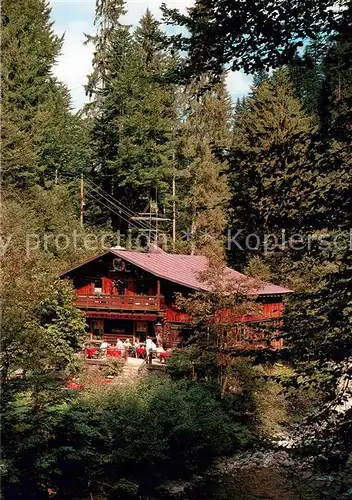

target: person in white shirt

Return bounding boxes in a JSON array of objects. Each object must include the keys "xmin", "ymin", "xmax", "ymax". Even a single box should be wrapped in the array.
[
  {"xmin": 156, "ymin": 344, "xmax": 165, "ymax": 361},
  {"xmin": 115, "ymin": 339, "xmax": 124, "ymax": 351},
  {"xmin": 99, "ymin": 341, "xmax": 108, "ymax": 357},
  {"xmin": 146, "ymin": 337, "xmax": 157, "ymax": 364},
  {"xmin": 145, "ymin": 336, "xmax": 153, "ymax": 351},
  {"xmin": 133, "ymin": 339, "xmax": 140, "ymax": 357}
]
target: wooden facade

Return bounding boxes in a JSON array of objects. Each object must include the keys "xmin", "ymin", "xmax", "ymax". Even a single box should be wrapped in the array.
[{"xmin": 61, "ymin": 249, "xmax": 291, "ymax": 348}]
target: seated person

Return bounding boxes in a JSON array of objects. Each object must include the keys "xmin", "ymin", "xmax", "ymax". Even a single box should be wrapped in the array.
[
  {"xmin": 155, "ymin": 344, "xmax": 165, "ymax": 355},
  {"xmin": 98, "ymin": 340, "xmax": 108, "ymax": 357},
  {"xmin": 146, "ymin": 337, "xmax": 157, "ymax": 363},
  {"xmin": 145, "ymin": 336, "xmax": 153, "ymax": 352},
  {"xmin": 115, "ymin": 338, "xmax": 124, "ymax": 351},
  {"xmin": 156, "ymin": 332, "xmax": 163, "ymax": 347},
  {"xmin": 133, "ymin": 339, "xmax": 140, "ymax": 357}
]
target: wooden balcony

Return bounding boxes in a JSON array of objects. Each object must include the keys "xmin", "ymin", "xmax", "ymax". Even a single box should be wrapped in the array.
[{"xmin": 74, "ymin": 294, "xmax": 165, "ymax": 312}]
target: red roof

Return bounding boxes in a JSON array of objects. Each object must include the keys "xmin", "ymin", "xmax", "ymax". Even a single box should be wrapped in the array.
[{"xmin": 61, "ymin": 247, "xmax": 292, "ymax": 296}]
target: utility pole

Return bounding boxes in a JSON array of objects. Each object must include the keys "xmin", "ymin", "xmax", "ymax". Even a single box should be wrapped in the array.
[
  {"xmin": 55, "ymin": 169, "xmax": 58, "ymax": 185},
  {"xmin": 155, "ymin": 187, "xmax": 158, "ymax": 243},
  {"xmin": 172, "ymin": 150, "xmax": 176, "ymax": 250},
  {"xmin": 80, "ymin": 173, "xmax": 84, "ymax": 227},
  {"xmin": 172, "ymin": 172, "xmax": 176, "ymax": 250}
]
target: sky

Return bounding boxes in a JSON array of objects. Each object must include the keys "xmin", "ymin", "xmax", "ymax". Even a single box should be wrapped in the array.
[{"xmin": 50, "ymin": 0, "xmax": 253, "ymax": 110}]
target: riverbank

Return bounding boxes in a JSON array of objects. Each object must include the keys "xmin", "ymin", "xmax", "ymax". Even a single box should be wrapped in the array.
[{"xmin": 153, "ymin": 448, "xmax": 352, "ymax": 500}]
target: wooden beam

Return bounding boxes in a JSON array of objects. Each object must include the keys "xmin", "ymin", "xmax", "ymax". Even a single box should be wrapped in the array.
[{"xmin": 157, "ymin": 279, "xmax": 161, "ymax": 309}]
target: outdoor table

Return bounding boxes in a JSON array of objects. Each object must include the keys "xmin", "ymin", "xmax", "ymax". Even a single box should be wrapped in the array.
[
  {"xmin": 107, "ymin": 348, "xmax": 123, "ymax": 358},
  {"xmin": 86, "ymin": 347, "xmax": 98, "ymax": 358},
  {"xmin": 159, "ymin": 351, "xmax": 171, "ymax": 360},
  {"xmin": 136, "ymin": 347, "xmax": 147, "ymax": 358},
  {"xmin": 66, "ymin": 381, "xmax": 84, "ymax": 390}
]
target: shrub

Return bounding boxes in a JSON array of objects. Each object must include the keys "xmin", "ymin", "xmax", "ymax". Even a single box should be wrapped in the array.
[
  {"xmin": 64, "ymin": 356, "xmax": 87, "ymax": 379},
  {"xmin": 101, "ymin": 357, "xmax": 125, "ymax": 377},
  {"xmin": 167, "ymin": 346, "xmax": 219, "ymax": 381},
  {"xmin": 2, "ymin": 376, "xmax": 255, "ymax": 498}
]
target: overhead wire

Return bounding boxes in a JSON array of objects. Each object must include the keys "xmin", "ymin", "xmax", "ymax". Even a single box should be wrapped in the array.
[
  {"xmin": 84, "ymin": 189, "xmax": 152, "ymax": 234},
  {"xmin": 60, "ymin": 172, "xmax": 146, "ymax": 225},
  {"xmin": 84, "ymin": 179, "xmax": 153, "ymax": 232},
  {"xmin": 59, "ymin": 172, "xmax": 154, "ymax": 232},
  {"xmin": 84, "ymin": 190, "xmax": 146, "ymax": 231}
]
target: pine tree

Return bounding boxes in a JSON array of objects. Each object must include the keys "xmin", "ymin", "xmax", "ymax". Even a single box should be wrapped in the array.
[
  {"xmin": 229, "ymin": 68, "xmax": 318, "ymax": 268},
  {"xmin": 1, "ymin": 0, "xmax": 61, "ymax": 186},
  {"xmin": 177, "ymin": 76, "xmax": 232, "ymax": 254},
  {"xmin": 87, "ymin": 5, "xmax": 178, "ymax": 227},
  {"xmin": 288, "ymin": 41, "xmax": 326, "ymax": 117},
  {"xmin": 1, "ymin": 0, "xmax": 89, "ymax": 188},
  {"xmin": 113, "ymin": 10, "xmax": 177, "ymax": 210},
  {"xmin": 252, "ymin": 70, "xmax": 270, "ymax": 88},
  {"xmin": 85, "ymin": 0, "xmax": 129, "ymax": 106}
]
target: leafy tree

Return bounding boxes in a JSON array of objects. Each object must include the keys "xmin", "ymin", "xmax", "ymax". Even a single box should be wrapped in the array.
[
  {"xmin": 33, "ymin": 280, "xmax": 87, "ymax": 370},
  {"xmin": 284, "ymin": 247, "xmax": 352, "ymax": 372},
  {"xmin": 162, "ymin": 0, "xmax": 345, "ymax": 76},
  {"xmin": 0, "ymin": 188, "xmax": 90, "ymax": 385},
  {"xmin": 1, "ymin": 377, "xmax": 253, "ymax": 498}
]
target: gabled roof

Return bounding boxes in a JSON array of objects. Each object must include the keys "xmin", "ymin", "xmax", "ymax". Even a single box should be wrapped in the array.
[{"xmin": 61, "ymin": 248, "xmax": 293, "ymax": 296}]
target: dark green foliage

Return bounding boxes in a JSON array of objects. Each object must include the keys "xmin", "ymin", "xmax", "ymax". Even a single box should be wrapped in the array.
[
  {"xmin": 101, "ymin": 357, "xmax": 125, "ymax": 376},
  {"xmin": 175, "ymin": 76, "xmax": 232, "ymax": 252},
  {"xmin": 0, "ymin": 187, "xmax": 92, "ymax": 389},
  {"xmin": 34, "ymin": 280, "xmax": 88, "ymax": 368},
  {"xmin": 167, "ymin": 346, "xmax": 219, "ymax": 381},
  {"xmin": 229, "ymin": 68, "xmax": 318, "ymax": 267},
  {"xmin": 2, "ymin": 377, "xmax": 254, "ymax": 498},
  {"xmin": 1, "ymin": 0, "xmax": 351, "ymax": 491},
  {"xmin": 288, "ymin": 41, "xmax": 326, "ymax": 116},
  {"xmin": 162, "ymin": 0, "xmax": 343, "ymax": 77},
  {"xmin": 283, "ymin": 246, "xmax": 352, "ymax": 396},
  {"xmin": 1, "ymin": 0, "xmax": 60, "ymax": 186},
  {"xmin": 87, "ymin": 7, "xmax": 178, "ymax": 225},
  {"xmin": 1, "ymin": 0, "xmax": 89, "ymax": 188}
]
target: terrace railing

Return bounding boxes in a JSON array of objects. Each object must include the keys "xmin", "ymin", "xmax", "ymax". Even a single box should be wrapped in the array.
[{"xmin": 74, "ymin": 294, "xmax": 164, "ymax": 311}]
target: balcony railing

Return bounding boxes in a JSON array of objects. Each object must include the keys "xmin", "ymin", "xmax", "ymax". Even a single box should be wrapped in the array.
[{"xmin": 74, "ymin": 294, "xmax": 164, "ymax": 311}]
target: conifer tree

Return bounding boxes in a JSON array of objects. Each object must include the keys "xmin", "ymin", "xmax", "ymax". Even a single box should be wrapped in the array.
[
  {"xmin": 177, "ymin": 76, "xmax": 232, "ymax": 254},
  {"xmin": 113, "ymin": 10, "xmax": 177, "ymax": 210},
  {"xmin": 1, "ymin": 0, "xmax": 89, "ymax": 187},
  {"xmin": 288, "ymin": 41, "xmax": 326, "ymax": 117},
  {"xmin": 1, "ymin": 0, "xmax": 60, "ymax": 186},
  {"xmin": 87, "ymin": 5, "xmax": 177, "ymax": 227},
  {"xmin": 85, "ymin": 0, "xmax": 129, "ymax": 106},
  {"xmin": 229, "ymin": 68, "xmax": 317, "ymax": 267}
]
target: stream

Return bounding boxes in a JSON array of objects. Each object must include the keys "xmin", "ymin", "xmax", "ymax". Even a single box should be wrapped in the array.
[{"xmin": 154, "ymin": 451, "xmax": 352, "ymax": 500}]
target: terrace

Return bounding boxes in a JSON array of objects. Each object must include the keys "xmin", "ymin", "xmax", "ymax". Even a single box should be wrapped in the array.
[{"xmin": 74, "ymin": 294, "xmax": 165, "ymax": 312}]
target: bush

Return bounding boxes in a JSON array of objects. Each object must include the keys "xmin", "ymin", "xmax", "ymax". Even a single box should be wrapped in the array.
[
  {"xmin": 2, "ymin": 376, "xmax": 255, "ymax": 498},
  {"xmin": 101, "ymin": 357, "xmax": 125, "ymax": 377},
  {"xmin": 167, "ymin": 346, "xmax": 219, "ymax": 381},
  {"xmin": 64, "ymin": 356, "xmax": 87, "ymax": 379}
]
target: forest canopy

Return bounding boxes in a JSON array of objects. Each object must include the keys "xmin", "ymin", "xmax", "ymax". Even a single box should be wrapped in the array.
[{"xmin": 1, "ymin": 0, "xmax": 351, "ymax": 498}]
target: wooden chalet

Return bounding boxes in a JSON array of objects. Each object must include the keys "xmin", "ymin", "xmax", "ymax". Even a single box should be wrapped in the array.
[{"xmin": 60, "ymin": 246, "xmax": 292, "ymax": 349}]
